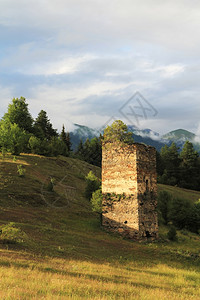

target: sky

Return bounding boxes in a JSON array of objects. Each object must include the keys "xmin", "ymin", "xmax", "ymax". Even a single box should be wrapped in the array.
[{"xmin": 0, "ymin": 0, "xmax": 200, "ymax": 135}]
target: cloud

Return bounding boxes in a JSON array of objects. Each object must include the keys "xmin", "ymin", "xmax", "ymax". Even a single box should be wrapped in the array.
[
  {"xmin": 1, "ymin": 0, "xmax": 200, "ymax": 53},
  {"xmin": 0, "ymin": 0, "xmax": 200, "ymax": 135},
  {"xmin": 0, "ymin": 85, "xmax": 14, "ymax": 116},
  {"xmin": 194, "ymin": 123, "xmax": 200, "ymax": 144}
]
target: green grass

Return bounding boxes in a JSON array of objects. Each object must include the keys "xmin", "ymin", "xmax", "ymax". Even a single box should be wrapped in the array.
[
  {"xmin": 0, "ymin": 153, "xmax": 200, "ymax": 299},
  {"xmin": 158, "ymin": 183, "xmax": 200, "ymax": 203}
]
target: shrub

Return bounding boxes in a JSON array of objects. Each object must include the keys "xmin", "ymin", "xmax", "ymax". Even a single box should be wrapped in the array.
[
  {"xmin": 17, "ymin": 164, "xmax": 26, "ymax": 177},
  {"xmin": 0, "ymin": 222, "xmax": 28, "ymax": 244},
  {"xmin": 169, "ymin": 197, "xmax": 191, "ymax": 229},
  {"xmin": 29, "ymin": 136, "xmax": 42, "ymax": 154},
  {"xmin": 186, "ymin": 201, "xmax": 200, "ymax": 233},
  {"xmin": 168, "ymin": 197, "xmax": 200, "ymax": 233},
  {"xmin": 167, "ymin": 225, "xmax": 177, "ymax": 241},
  {"xmin": 48, "ymin": 137, "xmax": 68, "ymax": 157},
  {"xmin": 0, "ymin": 121, "xmax": 29, "ymax": 155},
  {"xmin": 28, "ymin": 136, "xmax": 50, "ymax": 156},
  {"xmin": 1, "ymin": 148, "xmax": 7, "ymax": 160},
  {"xmin": 91, "ymin": 189, "xmax": 103, "ymax": 213},
  {"xmin": 157, "ymin": 191, "xmax": 172, "ymax": 225},
  {"xmin": 46, "ymin": 177, "xmax": 55, "ymax": 192},
  {"xmin": 85, "ymin": 171, "xmax": 101, "ymax": 200}
]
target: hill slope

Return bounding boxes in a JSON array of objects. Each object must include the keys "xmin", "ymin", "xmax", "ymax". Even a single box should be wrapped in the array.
[
  {"xmin": 0, "ymin": 154, "xmax": 200, "ymax": 299},
  {"xmin": 0, "ymin": 153, "xmax": 100, "ymax": 209}
]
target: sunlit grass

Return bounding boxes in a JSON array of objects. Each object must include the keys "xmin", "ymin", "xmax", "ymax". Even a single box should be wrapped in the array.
[
  {"xmin": 0, "ymin": 153, "xmax": 200, "ymax": 299},
  {"xmin": 158, "ymin": 183, "xmax": 200, "ymax": 202},
  {"xmin": 0, "ymin": 255, "xmax": 199, "ymax": 299}
]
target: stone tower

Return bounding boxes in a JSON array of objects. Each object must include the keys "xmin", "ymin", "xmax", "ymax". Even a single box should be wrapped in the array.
[{"xmin": 102, "ymin": 141, "xmax": 158, "ymax": 240}]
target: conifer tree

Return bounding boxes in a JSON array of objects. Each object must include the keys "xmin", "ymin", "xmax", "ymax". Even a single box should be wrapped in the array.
[
  {"xmin": 60, "ymin": 125, "xmax": 67, "ymax": 144},
  {"xmin": 180, "ymin": 141, "xmax": 199, "ymax": 189},
  {"xmin": 103, "ymin": 120, "xmax": 134, "ymax": 144},
  {"xmin": 33, "ymin": 110, "xmax": 58, "ymax": 140},
  {"xmin": 60, "ymin": 125, "xmax": 72, "ymax": 153},
  {"xmin": 66, "ymin": 132, "xmax": 72, "ymax": 152},
  {"xmin": 76, "ymin": 139, "xmax": 84, "ymax": 159},
  {"xmin": 160, "ymin": 143, "xmax": 180, "ymax": 185},
  {"xmin": 3, "ymin": 97, "xmax": 33, "ymax": 133}
]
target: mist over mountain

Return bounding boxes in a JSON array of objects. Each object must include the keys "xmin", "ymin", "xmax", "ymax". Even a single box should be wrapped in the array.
[{"xmin": 69, "ymin": 124, "xmax": 200, "ymax": 153}]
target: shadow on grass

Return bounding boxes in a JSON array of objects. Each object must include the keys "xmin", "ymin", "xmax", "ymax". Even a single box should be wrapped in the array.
[{"xmin": 0, "ymin": 259, "xmax": 194, "ymax": 295}]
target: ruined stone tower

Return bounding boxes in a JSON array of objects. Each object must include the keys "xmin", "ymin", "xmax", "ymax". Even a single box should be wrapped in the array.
[{"xmin": 102, "ymin": 141, "xmax": 158, "ymax": 240}]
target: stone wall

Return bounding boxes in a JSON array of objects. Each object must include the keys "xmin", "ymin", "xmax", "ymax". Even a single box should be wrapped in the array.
[{"xmin": 102, "ymin": 141, "xmax": 158, "ymax": 240}]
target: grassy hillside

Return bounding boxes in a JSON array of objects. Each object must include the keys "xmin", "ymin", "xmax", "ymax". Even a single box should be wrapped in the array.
[
  {"xmin": 158, "ymin": 184, "xmax": 200, "ymax": 203},
  {"xmin": 0, "ymin": 154, "xmax": 200, "ymax": 299}
]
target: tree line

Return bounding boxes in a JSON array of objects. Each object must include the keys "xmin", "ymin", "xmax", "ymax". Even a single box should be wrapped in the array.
[
  {"xmin": 0, "ymin": 97, "xmax": 73, "ymax": 157},
  {"xmin": 0, "ymin": 97, "xmax": 102, "ymax": 166},
  {"xmin": 157, "ymin": 141, "xmax": 200, "ymax": 190}
]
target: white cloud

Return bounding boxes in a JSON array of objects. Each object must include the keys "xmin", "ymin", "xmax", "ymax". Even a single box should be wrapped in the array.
[
  {"xmin": 194, "ymin": 123, "xmax": 200, "ymax": 143},
  {"xmin": 24, "ymin": 54, "xmax": 97, "ymax": 76},
  {"xmin": 1, "ymin": 0, "xmax": 200, "ymax": 53},
  {"xmin": 0, "ymin": 0, "xmax": 200, "ymax": 134},
  {"xmin": 0, "ymin": 86, "xmax": 14, "ymax": 117},
  {"xmin": 143, "ymin": 63, "xmax": 185, "ymax": 78}
]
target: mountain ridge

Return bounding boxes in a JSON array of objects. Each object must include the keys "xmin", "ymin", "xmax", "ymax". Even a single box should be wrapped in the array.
[{"xmin": 68, "ymin": 123, "xmax": 200, "ymax": 152}]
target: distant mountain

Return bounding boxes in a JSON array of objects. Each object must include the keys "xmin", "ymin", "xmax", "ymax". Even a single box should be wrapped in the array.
[
  {"xmin": 70, "ymin": 124, "xmax": 99, "ymax": 150},
  {"xmin": 162, "ymin": 129, "xmax": 195, "ymax": 142},
  {"xmin": 69, "ymin": 123, "xmax": 200, "ymax": 153},
  {"xmin": 161, "ymin": 129, "xmax": 200, "ymax": 152},
  {"xmin": 127, "ymin": 125, "xmax": 165, "ymax": 151}
]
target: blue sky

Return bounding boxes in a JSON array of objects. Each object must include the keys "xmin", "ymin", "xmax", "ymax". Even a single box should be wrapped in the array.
[{"xmin": 1, "ymin": 0, "xmax": 200, "ymax": 135}]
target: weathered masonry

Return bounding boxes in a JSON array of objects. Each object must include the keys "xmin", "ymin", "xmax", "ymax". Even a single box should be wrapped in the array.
[{"xmin": 102, "ymin": 141, "xmax": 158, "ymax": 240}]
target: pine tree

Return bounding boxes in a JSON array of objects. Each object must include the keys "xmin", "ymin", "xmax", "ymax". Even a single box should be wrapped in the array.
[
  {"xmin": 33, "ymin": 110, "xmax": 58, "ymax": 140},
  {"xmin": 83, "ymin": 138, "xmax": 91, "ymax": 162},
  {"xmin": 180, "ymin": 141, "xmax": 199, "ymax": 189},
  {"xmin": 89, "ymin": 137, "xmax": 102, "ymax": 167},
  {"xmin": 76, "ymin": 139, "xmax": 84, "ymax": 159},
  {"xmin": 60, "ymin": 125, "xmax": 72, "ymax": 153},
  {"xmin": 66, "ymin": 132, "xmax": 72, "ymax": 152},
  {"xmin": 180, "ymin": 141, "xmax": 199, "ymax": 166},
  {"xmin": 103, "ymin": 120, "xmax": 134, "ymax": 144},
  {"xmin": 60, "ymin": 125, "xmax": 67, "ymax": 144},
  {"xmin": 160, "ymin": 143, "xmax": 180, "ymax": 185},
  {"xmin": 168, "ymin": 142, "xmax": 180, "ymax": 183},
  {"xmin": 3, "ymin": 97, "xmax": 33, "ymax": 133}
]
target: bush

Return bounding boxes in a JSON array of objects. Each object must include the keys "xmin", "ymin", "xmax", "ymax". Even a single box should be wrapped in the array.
[
  {"xmin": 186, "ymin": 201, "xmax": 200, "ymax": 233},
  {"xmin": 17, "ymin": 164, "xmax": 26, "ymax": 177},
  {"xmin": 0, "ymin": 121, "xmax": 29, "ymax": 155},
  {"xmin": 169, "ymin": 197, "xmax": 192, "ymax": 230},
  {"xmin": 48, "ymin": 137, "xmax": 68, "ymax": 157},
  {"xmin": 0, "ymin": 222, "xmax": 28, "ymax": 244},
  {"xmin": 46, "ymin": 177, "xmax": 55, "ymax": 192},
  {"xmin": 85, "ymin": 171, "xmax": 101, "ymax": 200},
  {"xmin": 91, "ymin": 189, "xmax": 103, "ymax": 213},
  {"xmin": 167, "ymin": 225, "xmax": 177, "ymax": 241},
  {"xmin": 157, "ymin": 191, "xmax": 172, "ymax": 225},
  {"xmin": 168, "ymin": 176, "xmax": 177, "ymax": 186},
  {"xmin": 29, "ymin": 136, "xmax": 42, "ymax": 154},
  {"xmin": 168, "ymin": 197, "xmax": 200, "ymax": 233}
]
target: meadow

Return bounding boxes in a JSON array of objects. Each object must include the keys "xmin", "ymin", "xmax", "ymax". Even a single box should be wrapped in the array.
[{"xmin": 0, "ymin": 153, "xmax": 199, "ymax": 299}]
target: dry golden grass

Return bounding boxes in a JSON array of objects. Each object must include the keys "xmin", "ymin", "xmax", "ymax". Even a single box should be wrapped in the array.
[
  {"xmin": 0, "ymin": 153, "xmax": 199, "ymax": 299},
  {"xmin": 0, "ymin": 252, "xmax": 199, "ymax": 300}
]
